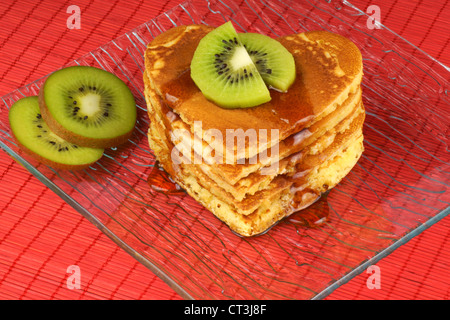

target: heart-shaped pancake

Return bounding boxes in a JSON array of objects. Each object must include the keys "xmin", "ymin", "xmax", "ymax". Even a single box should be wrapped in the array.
[{"xmin": 144, "ymin": 24, "xmax": 364, "ymax": 236}]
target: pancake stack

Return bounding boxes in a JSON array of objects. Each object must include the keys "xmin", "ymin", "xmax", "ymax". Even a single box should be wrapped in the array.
[{"xmin": 143, "ymin": 25, "xmax": 364, "ymax": 237}]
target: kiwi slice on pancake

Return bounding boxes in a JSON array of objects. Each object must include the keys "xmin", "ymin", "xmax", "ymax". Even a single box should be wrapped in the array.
[
  {"xmin": 39, "ymin": 66, "xmax": 137, "ymax": 148},
  {"xmin": 238, "ymin": 32, "xmax": 296, "ymax": 92},
  {"xmin": 190, "ymin": 21, "xmax": 271, "ymax": 109},
  {"xmin": 9, "ymin": 96, "xmax": 104, "ymax": 170}
]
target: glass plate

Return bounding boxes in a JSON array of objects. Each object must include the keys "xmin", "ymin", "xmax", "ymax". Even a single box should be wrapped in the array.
[{"xmin": 1, "ymin": 0, "xmax": 449, "ymax": 300}]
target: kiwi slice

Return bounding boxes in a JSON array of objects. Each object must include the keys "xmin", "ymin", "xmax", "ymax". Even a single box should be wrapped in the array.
[
  {"xmin": 39, "ymin": 66, "xmax": 137, "ymax": 148},
  {"xmin": 190, "ymin": 21, "xmax": 271, "ymax": 109},
  {"xmin": 238, "ymin": 32, "xmax": 296, "ymax": 92},
  {"xmin": 8, "ymin": 96, "xmax": 104, "ymax": 170}
]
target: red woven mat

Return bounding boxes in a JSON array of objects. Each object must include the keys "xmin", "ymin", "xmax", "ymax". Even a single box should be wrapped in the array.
[{"xmin": 0, "ymin": 0, "xmax": 449, "ymax": 300}]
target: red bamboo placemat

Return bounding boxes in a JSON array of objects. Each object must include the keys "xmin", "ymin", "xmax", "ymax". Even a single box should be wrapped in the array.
[{"xmin": 0, "ymin": 0, "xmax": 449, "ymax": 300}]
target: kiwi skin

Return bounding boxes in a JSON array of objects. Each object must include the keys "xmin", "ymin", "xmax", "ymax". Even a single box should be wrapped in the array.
[{"xmin": 38, "ymin": 85, "xmax": 135, "ymax": 149}]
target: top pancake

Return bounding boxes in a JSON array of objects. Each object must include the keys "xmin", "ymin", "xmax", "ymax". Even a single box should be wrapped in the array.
[{"xmin": 144, "ymin": 24, "xmax": 363, "ymax": 159}]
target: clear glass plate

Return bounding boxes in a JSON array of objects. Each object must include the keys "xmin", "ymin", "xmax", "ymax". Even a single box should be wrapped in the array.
[{"xmin": 0, "ymin": 0, "xmax": 449, "ymax": 300}]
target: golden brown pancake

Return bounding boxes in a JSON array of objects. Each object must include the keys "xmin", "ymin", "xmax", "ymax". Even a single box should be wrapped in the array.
[{"xmin": 143, "ymin": 24, "xmax": 365, "ymax": 236}]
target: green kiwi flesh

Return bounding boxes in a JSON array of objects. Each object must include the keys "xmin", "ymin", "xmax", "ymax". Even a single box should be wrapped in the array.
[
  {"xmin": 190, "ymin": 21, "xmax": 271, "ymax": 109},
  {"xmin": 39, "ymin": 66, "xmax": 137, "ymax": 148},
  {"xmin": 9, "ymin": 96, "xmax": 104, "ymax": 170},
  {"xmin": 238, "ymin": 32, "xmax": 296, "ymax": 92}
]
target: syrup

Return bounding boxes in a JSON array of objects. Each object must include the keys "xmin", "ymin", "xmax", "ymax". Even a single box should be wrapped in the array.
[
  {"xmin": 287, "ymin": 191, "xmax": 330, "ymax": 228},
  {"xmin": 160, "ymin": 65, "xmax": 317, "ymax": 141},
  {"xmin": 147, "ymin": 162, "xmax": 184, "ymax": 195}
]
